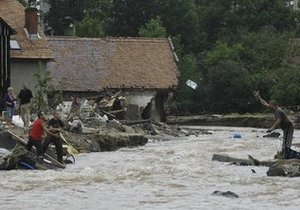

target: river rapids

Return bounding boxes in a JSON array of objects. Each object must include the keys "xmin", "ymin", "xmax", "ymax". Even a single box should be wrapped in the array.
[{"xmin": 1, "ymin": 126, "xmax": 300, "ymax": 210}]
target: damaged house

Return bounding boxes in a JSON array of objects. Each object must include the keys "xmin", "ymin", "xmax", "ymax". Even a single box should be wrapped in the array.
[
  {"xmin": 0, "ymin": 0, "xmax": 53, "ymax": 94},
  {"xmin": 47, "ymin": 37, "xmax": 179, "ymax": 122}
]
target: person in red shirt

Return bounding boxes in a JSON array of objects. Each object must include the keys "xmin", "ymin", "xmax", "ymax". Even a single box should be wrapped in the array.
[{"xmin": 25, "ymin": 111, "xmax": 58, "ymax": 160}]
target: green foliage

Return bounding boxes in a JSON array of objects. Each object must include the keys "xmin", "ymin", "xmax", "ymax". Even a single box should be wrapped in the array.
[
  {"xmin": 109, "ymin": 0, "xmax": 160, "ymax": 36},
  {"xmin": 204, "ymin": 41, "xmax": 243, "ymax": 66},
  {"xmin": 270, "ymin": 66, "xmax": 300, "ymax": 106},
  {"xmin": 240, "ymin": 28, "xmax": 291, "ymax": 73},
  {"xmin": 238, "ymin": 28, "xmax": 293, "ymax": 100},
  {"xmin": 47, "ymin": 90, "xmax": 64, "ymax": 110},
  {"xmin": 205, "ymin": 60, "xmax": 252, "ymax": 113},
  {"xmin": 170, "ymin": 35, "xmax": 183, "ymax": 57},
  {"xmin": 32, "ymin": 68, "xmax": 52, "ymax": 112},
  {"xmin": 175, "ymin": 54, "xmax": 206, "ymax": 113},
  {"xmin": 17, "ymin": 0, "xmax": 39, "ymax": 7},
  {"xmin": 17, "ymin": 0, "xmax": 28, "ymax": 6},
  {"xmin": 45, "ymin": 0, "xmax": 85, "ymax": 35},
  {"xmin": 159, "ymin": 0, "xmax": 200, "ymax": 52},
  {"xmin": 76, "ymin": 15, "xmax": 105, "ymax": 38},
  {"xmin": 138, "ymin": 17, "xmax": 166, "ymax": 38},
  {"xmin": 234, "ymin": 0, "xmax": 297, "ymax": 32}
]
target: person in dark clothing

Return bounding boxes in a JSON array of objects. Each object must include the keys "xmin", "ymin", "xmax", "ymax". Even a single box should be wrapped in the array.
[
  {"xmin": 43, "ymin": 111, "xmax": 64, "ymax": 163},
  {"xmin": 253, "ymin": 90, "xmax": 296, "ymax": 159},
  {"xmin": 18, "ymin": 83, "xmax": 33, "ymax": 129},
  {"xmin": 26, "ymin": 111, "xmax": 58, "ymax": 161}
]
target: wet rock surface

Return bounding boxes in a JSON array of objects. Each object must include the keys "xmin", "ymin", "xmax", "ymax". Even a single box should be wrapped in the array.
[
  {"xmin": 212, "ymin": 190, "xmax": 239, "ymax": 198},
  {"xmin": 213, "ymin": 153, "xmax": 300, "ymax": 177}
]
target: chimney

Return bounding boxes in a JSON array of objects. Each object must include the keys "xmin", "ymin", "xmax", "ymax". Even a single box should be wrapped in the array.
[{"xmin": 25, "ymin": 7, "xmax": 38, "ymax": 39}]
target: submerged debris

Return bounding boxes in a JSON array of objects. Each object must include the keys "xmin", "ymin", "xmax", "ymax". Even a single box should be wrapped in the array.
[
  {"xmin": 212, "ymin": 190, "xmax": 239, "ymax": 198},
  {"xmin": 263, "ymin": 132, "xmax": 280, "ymax": 138}
]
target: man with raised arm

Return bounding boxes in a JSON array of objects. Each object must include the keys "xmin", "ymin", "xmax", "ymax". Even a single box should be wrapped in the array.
[{"xmin": 253, "ymin": 90, "xmax": 294, "ymax": 159}]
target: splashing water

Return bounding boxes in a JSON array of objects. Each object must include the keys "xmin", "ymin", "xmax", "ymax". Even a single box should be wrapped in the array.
[{"xmin": 1, "ymin": 126, "xmax": 300, "ymax": 210}]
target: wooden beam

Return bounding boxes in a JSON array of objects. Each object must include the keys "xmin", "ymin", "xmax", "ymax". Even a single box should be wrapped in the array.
[{"xmin": 7, "ymin": 130, "xmax": 66, "ymax": 169}]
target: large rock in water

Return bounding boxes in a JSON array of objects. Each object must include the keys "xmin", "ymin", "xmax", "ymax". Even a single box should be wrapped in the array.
[
  {"xmin": 212, "ymin": 153, "xmax": 300, "ymax": 177},
  {"xmin": 96, "ymin": 132, "xmax": 148, "ymax": 151}
]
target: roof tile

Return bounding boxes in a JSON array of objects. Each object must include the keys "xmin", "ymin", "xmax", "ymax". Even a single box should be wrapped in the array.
[{"xmin": 47, "ymin": 37, "xmax": 179, "ymax": 90}]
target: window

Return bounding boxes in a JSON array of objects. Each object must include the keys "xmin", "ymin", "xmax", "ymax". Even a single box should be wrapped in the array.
[{"xmin": 10, "ymin": 40, "xmax": 21, "ymax": 50}]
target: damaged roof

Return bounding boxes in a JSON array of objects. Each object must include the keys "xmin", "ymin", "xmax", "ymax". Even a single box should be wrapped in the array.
[
  {"xmin": 0, "ymin": 0, "xmax": 53, "ymax": 59},
  {"xmin": 47, "ymin": 37, "xmax": 179, "ymax": 91}
]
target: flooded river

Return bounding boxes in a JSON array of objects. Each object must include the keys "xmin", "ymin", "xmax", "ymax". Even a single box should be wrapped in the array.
[{"xmin": 1, "ymin": 126, "xmax": 300, "ymax": 210}]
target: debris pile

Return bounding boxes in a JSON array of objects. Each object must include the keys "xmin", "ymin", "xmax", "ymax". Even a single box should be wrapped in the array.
[{"xmin": 53, "ymin": 94, "xmax": 206, "ymax": 153}]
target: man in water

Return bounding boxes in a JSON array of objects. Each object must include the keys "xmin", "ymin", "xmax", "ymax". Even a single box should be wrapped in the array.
[{"xmin": 253, "ymin": 90, "xmax": 295, "ymax": 159}]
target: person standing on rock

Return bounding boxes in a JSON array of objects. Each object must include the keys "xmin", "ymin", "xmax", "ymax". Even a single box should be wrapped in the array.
[
  {"xmin": 18, "ymin": 83, "xmax": 33, "ymax": 129},
  {"xmin": 43, "ymin": 111, "xmax": 64, "ymax": 163},
  {"xmin": 253, "ymin": 90, "xmax": 294, "ymax": 159},
  {"xmin": 26, "ymin": 111, "xmax": 58, "ymax": 161}
]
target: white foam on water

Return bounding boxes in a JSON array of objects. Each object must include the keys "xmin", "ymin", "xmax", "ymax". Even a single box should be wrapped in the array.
[{"xmin": 1, "ymin": 126, "xmax": 300, "ymax": 210}]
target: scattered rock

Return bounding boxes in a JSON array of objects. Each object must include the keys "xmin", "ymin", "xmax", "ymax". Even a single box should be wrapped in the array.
[
  {"xmin": 267, "ymin": 165, "xmax": 287, "ymax": 177},
  {"xmin": 263, "ymin": 132, "xmax": 280, "ymax": 138},
  {"xmin": 96, "ymin": 132, "xmax": 148, "ymax": 151},
  {"xmin": 212, "ymin": 190, "xmax": 239, "ymax": 198}
]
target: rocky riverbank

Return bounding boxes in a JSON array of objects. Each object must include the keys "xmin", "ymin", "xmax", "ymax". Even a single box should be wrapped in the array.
[
  {"xmin": 6, "ymin": 112, "xmax": 300, "ymax": 156},
  {"xmin": 5, "ymin": 119, "xmax": 207, "ymax": 154}
]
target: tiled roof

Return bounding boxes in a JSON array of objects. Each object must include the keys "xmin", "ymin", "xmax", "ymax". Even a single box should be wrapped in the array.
[
  {"xmin": 47, "ymin": 37, "xmax": 179, "ymax": 91},
  {"xmin": 0, "ymin": 0, "xmax": 53, "ymax": 59}
]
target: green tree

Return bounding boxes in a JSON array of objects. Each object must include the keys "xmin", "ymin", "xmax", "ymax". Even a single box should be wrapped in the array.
[
  {"xmin": 239, "ymin": 28, "xmax": 293, "ymax": 98},
  {"xmin": 204, "ymin": 41, "xmax": 243, "ymax": 66},
  {"xmin": 76, "ymin": 15, "xmax": 105, "ymax": 38},
  {"xmin": 109, "ymin": 0, "xmax": 160, "ymax": 36},
  {"xmin": 32, "ymin": 68, "xmax": 52, "ymax": 112},
  {"xmin": 45, "ymin": 0, "xmax": 85, "ymax": 35},
  {"xmin": 138, "ymin": 17, "xmax": 166, "ymax": 38},
  {"xmin": 270, "ymin": 66, "xmax": 300, "ymax": 106},
  {"xmin": 235, "ymin": 0, "xmax": 298, "ymax": 32},
  {"xmin": 174, "ymin": 54, "xmax": 207, "ymax": 114},
  {"xmin": 17, "ymin": 0, "xmax": 39, "ymax": 7},
  {"xmin": 201, "ymin": 41, "xmax": 252, "ymax": 113},
  {"xmin": 205, "ymin": 60, "xmax": 252, "ymax": 113},
  {"xmin": 159, "ymin": 0, "xmax": 200, "ymax": 52}
]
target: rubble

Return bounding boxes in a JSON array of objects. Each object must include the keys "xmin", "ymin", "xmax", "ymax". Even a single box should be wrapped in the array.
[{"xmin": 5, "ymin": 93, "xmax": 206, "ymax": 155}]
